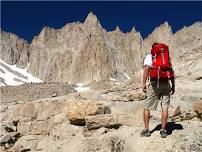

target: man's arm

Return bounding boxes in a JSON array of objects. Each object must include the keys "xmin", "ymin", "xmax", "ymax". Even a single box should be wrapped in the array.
[
  {"xmin": 170, "ymin": 78, "xmax": 175, "ymax": 95},
  {"xmin": 142, "ymin": 65, "xmax": 150, "ymax": 93}
]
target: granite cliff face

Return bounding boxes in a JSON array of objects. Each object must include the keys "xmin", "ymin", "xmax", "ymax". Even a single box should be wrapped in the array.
[
  {"xmin": 0, "ymin": 31, "xmax": 29, "ymax": 68},
  {"xmin": 1, "ymin": 12, "xmax": 202, "ymax": 83},
  {"xmin": 170, "ymin": 22, "xmax": 202, "ymax": 77},
  {"xmin": 28, "ymin": 12, "xmax": 144, "ymax": 83}
]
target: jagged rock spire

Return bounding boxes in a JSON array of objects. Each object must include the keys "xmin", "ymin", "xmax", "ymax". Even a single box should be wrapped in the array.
[
  {"xmin": 84, "ymin": 11, "xmax": 100, "ymax": 25},
  {"xmin": 130, "ymin": 27, "xmax": 137, "ymax": 33},
  {"xmin": 115, "ymin": 26, "xmax": 120, "ymax": 31}
]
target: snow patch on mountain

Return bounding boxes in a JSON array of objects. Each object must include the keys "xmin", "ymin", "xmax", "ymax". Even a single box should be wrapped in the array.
[
  {"xmin": 74, "ymin": 83, "xmax": 90, "ymax": 92},
  {"xmin": 0, "ymin": 60, "xmax": 42, "ymax": 86}
]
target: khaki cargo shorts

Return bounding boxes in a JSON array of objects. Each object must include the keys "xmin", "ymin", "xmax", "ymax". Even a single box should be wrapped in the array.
[{"xmin": 144, "ymin": 81, "xmax": 171, "ymax": 110}]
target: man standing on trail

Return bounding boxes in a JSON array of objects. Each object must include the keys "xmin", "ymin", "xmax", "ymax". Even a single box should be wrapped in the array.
[{"xmin": 140, "ymin": 42, "xmax": 175, "ymax": 138}]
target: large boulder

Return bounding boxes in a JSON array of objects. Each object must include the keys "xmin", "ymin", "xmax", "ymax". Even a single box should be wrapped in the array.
[
  {"xmin": 17, "ymin": 120, "xmax": 51, "ymax": 135},
  {"xmin": 126, "ymin": 90, "xmax": 146, "ymax": 101},
  {"xmin": 85, "ymin": 114, "xmax": 122, "ymax": 130},
  {"xmin": 0, "ymin": 134, "xmax": 12, "ymax": 144},
  {"xmin": 11, "ymin": 135, "xmax": 43, "ymax": 152},
  {"xmin": 11, "ymin": 102, "xmax": 40, "ymax": 122},
  {"xmin": 67, "ymin": 100, "xmax": 111, "ymax": 125},
  {"xmin": 193, "ymin": 99, "xmax": 202, "ymax": 120},
  {"xmin": 85, "ymin": 114, "xmax": 138, "ymax": 131}
]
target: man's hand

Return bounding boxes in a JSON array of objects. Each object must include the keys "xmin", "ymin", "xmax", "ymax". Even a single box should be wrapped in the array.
[
  {"xmin": 170, "ymin": 87, "xmax": 175, "ymax": 95},
  {"xmin": 142, "ymin": 84, "xmax": 147, "ymax": 93}
]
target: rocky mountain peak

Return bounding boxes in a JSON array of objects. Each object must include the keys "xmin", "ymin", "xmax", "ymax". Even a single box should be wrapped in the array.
[
  {"xmin": 109, "ymin": 26, "xmax": 124, "ymax": 36},
  {"xmin": 84, "ymin": 11, "xmax": 100, "ymax": 25},
  {"xmin": 143, "ymin": 22, "xmax": 173, "ymax": 52},
  {"xmin": 83, "ymin": 12, "xmax": 103, "ymax": 35},
  {"xmin": 38, "ymin": 26, "xmax": 55, "ymax": 37},
  {"xmin": 115, "ymin": 26, "xmax": 121, "ymax": 32},
  {"xmin": 0, "ymin": 12, "xmax": 201, "ymax": 84},
  {"xmin": 31, "ymin": 26, "xmax": 57, "ymax": 48},
  {"xmin": 159, "ymin": 22, "xmax": 172, "ymax": 36},
  {"xmin": 0, "ymin": 30, "xmax": 29, "ymax": 67},
  {"xmin": 150, "ymin": 21, "xmax": 173, "ymax": 39},
  {"xmin": 130, "ymin": 26, "xmax": 137, "ymax": 33},
  {"xmin": 127, "ymin": 27, "xmax": 142, "ymax": 38}
]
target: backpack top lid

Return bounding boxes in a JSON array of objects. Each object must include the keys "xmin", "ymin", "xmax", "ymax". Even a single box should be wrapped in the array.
[{"xmin": 151, "ymin": 43, "xmax": 168, "ymax": 56}]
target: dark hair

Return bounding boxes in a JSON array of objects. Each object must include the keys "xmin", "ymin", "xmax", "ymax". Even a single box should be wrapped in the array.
[{"xmin": 152, "ymin": 42, "xmax": 158, "ymax": 48}]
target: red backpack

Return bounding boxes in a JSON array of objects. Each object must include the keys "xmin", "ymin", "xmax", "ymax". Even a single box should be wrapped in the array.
[{"xmin": 149, "ymin": 43, "xmax": 174, "ymax": 84}]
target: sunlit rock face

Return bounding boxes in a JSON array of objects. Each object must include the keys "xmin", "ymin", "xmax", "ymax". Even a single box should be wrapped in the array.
[
  {"xmin": 1, "ymin": 12, "xmax": 202, "ymax": 83},
  {"xmin": 0, "ymin": 31, "xmax": 29, "ymax": 68},
  {"xmin": 27, "ymin": 12, "xmax": 145, "ymax": 83}
]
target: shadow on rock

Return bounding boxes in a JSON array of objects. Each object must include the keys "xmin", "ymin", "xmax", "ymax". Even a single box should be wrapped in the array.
[{"xmin": 150, "ymin": 122, "xmax": 183, "ymax": 135}]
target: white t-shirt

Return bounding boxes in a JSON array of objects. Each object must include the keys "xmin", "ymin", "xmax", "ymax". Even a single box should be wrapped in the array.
[{"xmin": 144, "ymin": 54, "xmax": 152, "ymax": 68}]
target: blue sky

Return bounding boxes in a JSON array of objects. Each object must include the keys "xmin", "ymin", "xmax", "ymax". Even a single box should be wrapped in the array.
[{"xmin": 1, "ymin": 1, "xmax": 202, "ymax": 42}]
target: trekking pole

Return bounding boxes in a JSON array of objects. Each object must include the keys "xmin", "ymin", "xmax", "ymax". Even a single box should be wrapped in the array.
[{"xmin": 157, "ymin": 66, "xmax": 160, "ymax": 88}]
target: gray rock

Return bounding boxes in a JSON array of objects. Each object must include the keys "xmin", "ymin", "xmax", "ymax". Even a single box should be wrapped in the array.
[
  {"xmin": 5, "ymin": 122, "xmax": 16, "ymax": 132},
  {"xmin": 67, "ymin": 100, "xmax": 111, "ymax": 125},
  {"xmin": 51, "ymin": 93, "xmax": 57, "ymax": 97},
  {"xmin": 18, "ymin": 120, "xmax": 50, "ymax": 135},
  {"xmin": 193, "ymin": 99, "xmax": 202, "ymax": 116},
  {"xmin": 10, "ymin": 132, "xmax": 21, "ymax": 141},
  {"xmin": 92, "ymin": 127, "xmax": 108, "ymax": 137},
  {"xmin": 0, "ymin": 126, "xmax": 7, "ymax": 137},
  {"xmin": 85, "ymin": 114, "xmax": 122, "ymax": 130},
  {"xmin": 12, "ymin": 135, "xmax": 43, "ymax": 151},
  {"xmin": 4, "ymin": 143, "xmax": 10, "ymax": 149},
  {"xmin": 0, "ymin": 134, "xmax": 11, "ymax": 144}
]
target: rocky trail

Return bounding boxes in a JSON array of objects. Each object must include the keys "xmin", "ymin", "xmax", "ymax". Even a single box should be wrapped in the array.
[{"xmin": 0, "ymin": 77, "xmax": 201, "ymax": 152}]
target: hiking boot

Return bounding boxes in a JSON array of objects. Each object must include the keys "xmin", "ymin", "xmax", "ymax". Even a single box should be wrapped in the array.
[
  {"xmin": 140, "ymin": 129, "xmax": 151, "ymax": 137},
  {"xmin": 160, "ymin": 130, "xmax": 167, "ymax": 138}
]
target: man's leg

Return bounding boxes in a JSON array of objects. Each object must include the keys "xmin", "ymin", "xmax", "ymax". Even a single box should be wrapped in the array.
[
  {"xmin": 141, "ymin": 82, "xmax": 158, "ymax": 137},
  {"xmin": 143, "ymin": 83, "xmax": 158, "ymax": 130},
  {"xmin": 160, "ymin": 86, "xmax": 170, "ymax": 131},
  {"xmin": 161, "ymin": 106, "xmax": 168, "ymax": 130},
  {"xmin": 144, "ymin": 108, "xmax": 150, "ymax": 130},
  {"xmin": 140, "ymin": 108, "xmax": 151, "ymax": 137},
  {"xmin": 160, "ymin": 90, "xmax": 170, "ymax": 138}
]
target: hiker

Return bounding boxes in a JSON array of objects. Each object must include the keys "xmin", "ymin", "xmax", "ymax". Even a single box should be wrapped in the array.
[{"xmin": 140, "ymin": 43, "xmax": 175, "ymax": 138}]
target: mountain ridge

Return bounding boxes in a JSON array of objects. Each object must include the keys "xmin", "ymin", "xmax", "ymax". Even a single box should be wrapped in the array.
[{"xmin": 1, "ymin": 12, "xmax": 202, "ymax": 84}]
